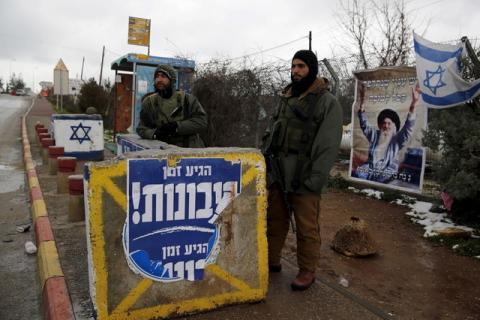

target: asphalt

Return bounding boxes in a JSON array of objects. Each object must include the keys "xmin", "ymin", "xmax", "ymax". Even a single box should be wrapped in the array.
[{"xmin": 25, "ymin": 96, "xmax": 390, "ymax": 320}]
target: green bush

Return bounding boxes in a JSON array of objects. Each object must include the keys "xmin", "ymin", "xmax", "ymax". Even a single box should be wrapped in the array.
[
  {"xmin": 77, "ymin": 78, "xmax": 109, "ymax": 115},
  {"xmin": 423, "ymin": 103, "xmax": 480, "ymax": 225}
]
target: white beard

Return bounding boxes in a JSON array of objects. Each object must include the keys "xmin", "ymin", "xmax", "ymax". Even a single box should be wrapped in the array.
[{"xmin": 374, "ymin": 130, "xmax": 395, "ymax": 162}]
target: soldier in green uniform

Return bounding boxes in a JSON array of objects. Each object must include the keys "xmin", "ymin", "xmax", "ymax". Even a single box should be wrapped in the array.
[
  {"xmin": 262, "ymin": 50, "xmax": 343, "ymax": 291},
  {"xmin": 136, "ymin": 64, "xmax": 207, "ymax": 148}
]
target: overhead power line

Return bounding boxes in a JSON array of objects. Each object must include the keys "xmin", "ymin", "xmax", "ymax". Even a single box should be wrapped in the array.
[{"xmin": 225, "ymin": 35, "xmax": 309, "ymax": 62}]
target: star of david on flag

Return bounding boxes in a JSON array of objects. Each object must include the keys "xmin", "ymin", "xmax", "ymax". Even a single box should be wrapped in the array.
[
  {"xmin": 70, "ymin": 122, "xmax": 92, "ymax": 144},
  {"xmin": 414, "ymin": 32, "xmax": 480, "ymax": 108}
]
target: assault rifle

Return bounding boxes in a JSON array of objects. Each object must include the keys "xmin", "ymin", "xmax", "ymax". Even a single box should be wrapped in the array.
[{"xmin": 263, "ymin": 133, "xmax": 296, "ymax": 233}]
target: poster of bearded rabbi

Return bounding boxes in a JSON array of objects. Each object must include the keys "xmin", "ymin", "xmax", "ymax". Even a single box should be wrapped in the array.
[{"xmin": 349, "ymin": 66, "xmax": 427, "ymax": 193}]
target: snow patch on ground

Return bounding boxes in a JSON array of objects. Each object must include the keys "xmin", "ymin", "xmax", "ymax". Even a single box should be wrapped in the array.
[
  {"xmin": 395, "ymin": 198, "xmax": 473, "ymax": 238},
  {"xmin": 351, "ymin": 187, "xmax": 475, "ymax": 238},
  {"xmin": 348, "ymin": 187, "xmax": 383, "ymax": 199}
]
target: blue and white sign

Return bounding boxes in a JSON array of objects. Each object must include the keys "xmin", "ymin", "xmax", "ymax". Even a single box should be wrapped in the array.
[
  {"xmin": 116, "ymin": 135, "xmax": 146, "ymax": 156},
  {"xmin": 414, "ymin": 32, "xmax": 480, "ymax": 108},
  {"xmin": 124, "ymin": 158, "xmax": 242, "ymax": 282}
]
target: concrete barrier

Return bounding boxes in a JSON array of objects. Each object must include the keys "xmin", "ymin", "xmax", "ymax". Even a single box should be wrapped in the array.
[
  {"xmin": 57, "ymin": 157, "xmax": 77, "ymax": 193},
  {"xmin": 38, "ymin": 133, "xmax": 51, "ymax": 141},
  {"xmin": 68, "ymin": 174, "xmax": 84, "ymax": 222},
  {"xmin": 48, "ymin": 146, "xmax": 64, "ymax": 175},
  {"xmin": 51, "ymin": 114, "xmax": 104, "ymax": 160},
  {"xmin": 41, "ymin": 138, "xmax": 55, "ymax": 163},
  {"xmin": 84, "ymin": 146, "xmax": 268, "ymax": 319},
  {"xmin": 36, "ymin": 127, "xmax": 48, "ymax": 143},
  {"xmin": 37, "ymin": 127, "xmax": 48, "ymax": 134}
]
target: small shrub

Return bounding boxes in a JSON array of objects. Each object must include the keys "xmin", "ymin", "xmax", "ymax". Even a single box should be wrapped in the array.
[{"xmin": 380, "ymin": 189, "xmax": 399, "ymax": 202}]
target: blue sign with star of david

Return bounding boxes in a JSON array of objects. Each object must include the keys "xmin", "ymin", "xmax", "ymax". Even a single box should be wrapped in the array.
[
  {"xmin": 124, "ymin": 158, "xmax": 242, "ymax": 282},
  {"xmin": 70, "ymin": 122, "xmax": 92, "ymax": 144}
]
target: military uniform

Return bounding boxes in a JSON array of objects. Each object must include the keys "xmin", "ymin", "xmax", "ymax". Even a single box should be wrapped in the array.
[
  {"xmin": 136, "ymin": 65, "xmax": 207, "ymax": 148},
  {"xmin": 262, "ymin": 77, "xmax": 343, "ymax": 275}
]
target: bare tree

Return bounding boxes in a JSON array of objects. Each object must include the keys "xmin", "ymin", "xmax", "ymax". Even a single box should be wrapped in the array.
[
  {"xmin": 193, "ymin": 60, "xmax": 289, "ymax": 147},
  {"xmin": 338, "ymin": 0, "xmax": 370, "ymax": 69},
  {"xmin": 371, "ymin": 0, "xmax": 411, "ymax": 66},
  {"xmin": 337, "ymin": 0, "xmax": 412, "ymax": 69}
]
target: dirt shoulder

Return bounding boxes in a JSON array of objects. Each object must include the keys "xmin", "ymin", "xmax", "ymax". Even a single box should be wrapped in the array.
[{"xmin": 283, "ymin": 189, "xmax": 480, "ymax": 319}]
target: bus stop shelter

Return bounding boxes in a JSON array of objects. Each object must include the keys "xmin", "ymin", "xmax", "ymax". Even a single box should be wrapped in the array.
[{"xmin": 111, "ymin": 53, "xmax": 195, "ymax": 134}]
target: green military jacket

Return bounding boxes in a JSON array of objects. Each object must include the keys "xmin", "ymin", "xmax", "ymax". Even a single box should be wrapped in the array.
[
  {"xmin": 136, "ymin": 91, "xmax": 208, "ymax": 148},
  {"xmin": 262, "ymin": 78, "xmax": 343, "ymax": 194}
]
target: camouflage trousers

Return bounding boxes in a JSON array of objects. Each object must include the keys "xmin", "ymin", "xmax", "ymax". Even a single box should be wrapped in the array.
[{"xmin": 267, "ymin": 184, "xmax": 321, "ymax": 273}]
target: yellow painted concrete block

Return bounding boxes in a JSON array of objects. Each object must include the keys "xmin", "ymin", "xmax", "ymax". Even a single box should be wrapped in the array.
[{"xmin": 85, "ymin": 148, "xmax": 268, "ymax": 319}]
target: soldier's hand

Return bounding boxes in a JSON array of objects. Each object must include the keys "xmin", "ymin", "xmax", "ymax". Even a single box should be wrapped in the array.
[
  {"xmin": 160, "ymin": 122, "xmax": 178, "ymax": 135},
  {"xmin": 154, "ymin": 122, "xmax": 178, "ymax": 140},
  {"xmin": 153, "ymin": 127, "xmax": 164, "ymax": 140}
]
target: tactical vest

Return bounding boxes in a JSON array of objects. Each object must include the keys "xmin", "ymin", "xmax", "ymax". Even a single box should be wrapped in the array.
[
  {"xmin": 147, "ymin": 91, "xmax": 205, "ymax": 148},
  {"xmin": 267, "ymin": 94, "xmax": 322, "ymax": 155},
  {"xmin": 263, "ymin": 92, "xmax": 324, "ymax": 190}
]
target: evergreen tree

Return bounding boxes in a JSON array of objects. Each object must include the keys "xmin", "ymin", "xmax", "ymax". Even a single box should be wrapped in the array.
[
  {"xmin": 8, "ymin": 73, "xmax": 25, "ymax": 90},
  {"xmin": 77, "ymin": 78, "xmax": 108, "ymax": 114}
]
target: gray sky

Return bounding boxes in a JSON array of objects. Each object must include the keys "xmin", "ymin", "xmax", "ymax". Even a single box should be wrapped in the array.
[{"xmin": 1, "ymin": 0, "xmax": 479, "ymax": 92}]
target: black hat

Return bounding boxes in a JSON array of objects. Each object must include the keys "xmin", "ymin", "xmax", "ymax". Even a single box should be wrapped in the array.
[
  {"xmin": 292, "ymin": 50, "xmax": 318, "ymax": 78},
  {"xmin": 377, "ymin": 109, "xmax": 400, "ymax": 132}
]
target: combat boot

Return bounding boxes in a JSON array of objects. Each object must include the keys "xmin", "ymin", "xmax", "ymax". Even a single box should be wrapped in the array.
[{"xmin": 291, "ymin": 270, "xmax": 315, "ymax": 291}]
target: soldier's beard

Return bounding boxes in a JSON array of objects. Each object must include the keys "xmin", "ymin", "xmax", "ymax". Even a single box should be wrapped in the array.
[
  {"xmin": 156, "ymin": 86, "xmax": 173, "ymax": 99},
  {"xmin": 290, "ymin": 72, "xmax": 316, "ymax": 97}
]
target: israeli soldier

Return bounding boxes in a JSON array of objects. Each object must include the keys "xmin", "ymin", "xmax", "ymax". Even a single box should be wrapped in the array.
[
  {"xmin": 261, "ymin": 50, "xmax": 343, "ymax": 290},
  {"xmin": 136, "ymin": 64, "xmax": 207, "ymax": 147}
]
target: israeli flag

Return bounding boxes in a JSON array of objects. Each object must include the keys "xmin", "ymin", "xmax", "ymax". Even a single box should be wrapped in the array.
[{"xmin": 414, "ymin": 32, "xmax": 480, "ymax": 108}]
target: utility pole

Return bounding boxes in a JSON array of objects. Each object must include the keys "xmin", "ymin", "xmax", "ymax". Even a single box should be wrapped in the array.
[
  {"xmin": 462, "ymin": 36, "xmax": 480, "ymax": 79},
  {"xmin": 322, "ymin": 58, "xmax": 340, "ymax": 96},
  {"xmin": 147, "ymin": 20, "xmax": 151, "ymax": 57},
  {"xmin": 80, "ymin": 57, "xmax": 85, "ymax": 81},
  {"xmin": 99, "ymin": 46, "xmax": 105, "ymax": 86},
  {"xmin": 461, "ymin": 36, "xmax": 480, "ymax": 108},
  {"xmin": 309, "ymin": 31, "xmax": 312, "ymax": 51}
]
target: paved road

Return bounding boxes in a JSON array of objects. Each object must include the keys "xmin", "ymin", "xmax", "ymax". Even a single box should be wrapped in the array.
[{"xmin": 0, "ymin": 94, "xmax": 41, "ymax": 320}]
